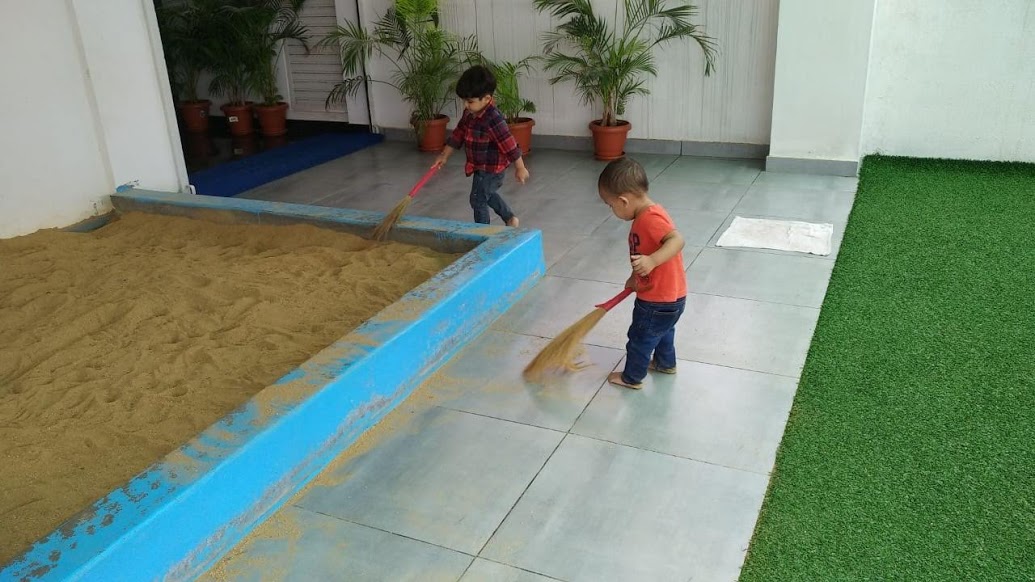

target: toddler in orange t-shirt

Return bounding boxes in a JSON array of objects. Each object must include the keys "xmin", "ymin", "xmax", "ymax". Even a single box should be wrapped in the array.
[{"xmin": 597, "ymin": 158, "xmax": 687, "ymax": 389}]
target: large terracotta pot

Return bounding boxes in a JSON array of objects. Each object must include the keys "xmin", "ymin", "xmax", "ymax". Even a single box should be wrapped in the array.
[
  {"xmin": 415, "ymin": 115, "xmax": 450, "ymax": 152},
  {"xmin": 178, "ymin": 100, "xmax": 211, "ymax": 133},
  {"xmin": 255, "ymin": 102, "xmax": 289, "ymax": 137},
  {"xmin": 508, "ymin": 117, "xmax": 535, "ymax": 156},
  {"xmin": 221, "ymin": 102, "xmax": 255, "ymax": 137},
  {"xmin": 589, "ymin": 120, "xmax": 632, "ymax": 161}
]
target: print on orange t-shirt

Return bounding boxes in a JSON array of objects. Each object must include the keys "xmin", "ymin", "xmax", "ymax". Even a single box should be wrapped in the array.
[{"xmin": 629, "ymin": 205, "xmax": 687, "ymax": 303}]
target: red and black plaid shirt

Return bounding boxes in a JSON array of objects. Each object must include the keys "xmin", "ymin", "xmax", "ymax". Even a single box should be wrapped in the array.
[{"xmin": 446, "ymin": 105, "xmax": 522, "ymax": 176}]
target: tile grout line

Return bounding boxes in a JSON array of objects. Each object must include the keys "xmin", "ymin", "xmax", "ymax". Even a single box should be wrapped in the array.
[
  {"xmin": 490, "ymin": 328, "xmax": 804, "ymax": 380},
  {"xmin": 568, "ymin": 431, "xmax": 775, "ymax": 477},
  {"xmin": 472, "ymin": 433, "xmax": 569, "ymax": 561},
  {"xmin": 292, "ymin": 505, "xmax": 480, "ymax": 558}
]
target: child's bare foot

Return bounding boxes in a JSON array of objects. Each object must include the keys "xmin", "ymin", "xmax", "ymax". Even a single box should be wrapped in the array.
[
  {"xmin": 506, "ymin": 216, "xmax": 520, "ymax": 228},
  {"xmin": 608, "ymin": 371, "xmax": 642, "ymax": 390},
  {"xmin": 649, "ymin": 361, "xmax": 677, "ymax": 374}
]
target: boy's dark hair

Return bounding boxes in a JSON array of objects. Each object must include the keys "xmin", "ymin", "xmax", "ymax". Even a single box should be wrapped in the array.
[
  {"xmin": 456, "ymin": 65, "xmax": 497, "ymax": 99},
  {"xmin": 598, "ymin": 157, "xmax": 649, "ymax": 196}
]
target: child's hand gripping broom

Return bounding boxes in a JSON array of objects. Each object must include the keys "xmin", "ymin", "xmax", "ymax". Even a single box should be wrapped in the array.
[
  {"xmin": 522, "ymin": 287, "xmax": 635, "ymax": 382},
  {"xmin": 372, "ymin": 165, "xmax": 440, "ymax": 242}
]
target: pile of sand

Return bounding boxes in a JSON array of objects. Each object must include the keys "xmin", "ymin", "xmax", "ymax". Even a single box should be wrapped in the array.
[{"xmin": 0, "ymin": 212, "xmax": 459, "ymax": 564}]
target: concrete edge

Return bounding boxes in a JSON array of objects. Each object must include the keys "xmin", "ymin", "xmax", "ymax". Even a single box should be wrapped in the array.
[
  {"xmin": 765, "ymin": 155, "xmax": 859, "ymax": 177},
  {"xmin": 2, "ymin": 190, "xmax": 545, "ymax": 581},
  {"xmin": 381, "ymin": 125, "xmax": 769, "ymax": 160}
]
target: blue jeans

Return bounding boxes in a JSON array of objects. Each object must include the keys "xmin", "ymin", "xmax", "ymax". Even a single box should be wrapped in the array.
[
  {"xmin": 470, "ymin": 170, "xmax": 514, "ymax": 224},
  {"xmin": 622, "ymin": 297, "xmax": 686, "ymax": 384}
]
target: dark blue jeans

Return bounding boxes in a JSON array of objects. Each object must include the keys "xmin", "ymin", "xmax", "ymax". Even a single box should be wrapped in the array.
[
  {"xmin": 470, "ymin": 170, "xmax": 514, "ymax": 224},
  {"xmin": 622, "ymin": 297, "xmax": 686, "ymax": 384}
]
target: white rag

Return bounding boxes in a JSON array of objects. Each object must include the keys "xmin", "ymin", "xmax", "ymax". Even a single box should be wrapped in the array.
[{"xmin": 716, "ymin": 216, "xmax": 833, "ymax": 256}]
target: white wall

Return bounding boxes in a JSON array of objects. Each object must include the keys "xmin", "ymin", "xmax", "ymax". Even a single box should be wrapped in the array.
[
  {"xmin": 766, "ymin": 0, "xmax": 877, "ymax": 165},
  {"xmin": 860, "ymin": 1, "xmax": 1035, "ymax": 162},
  {"xmin": 73, "ymin": 0, "xmax": 186, "ymax": 192},
  {"xmin": 362, "ymin": 0, "xmax": 779, "ymax": 144},
  {"xmin": 0, "ymin": 0, "xmax": 186, "ymax": 239}
]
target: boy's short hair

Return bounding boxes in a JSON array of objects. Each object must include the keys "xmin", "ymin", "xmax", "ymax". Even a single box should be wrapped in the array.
[
  {"xmin": 456, "ymin": 65, "xmax": 497, "ymax": 99},
  {"xmin": 598, "ymin": 157, "xmax": 649, "ymax": 196}
]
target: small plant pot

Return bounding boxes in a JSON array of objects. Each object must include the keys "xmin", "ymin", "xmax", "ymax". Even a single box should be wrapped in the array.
[
  {"xmin": 221, "ymin": 102, "xmax": 255, "ymax": 137},
  {"xmin": 414, "ymin": 115, "xmax": 450, "ymax": 152},
  {"xmin": 508, "ymin": 118, "xmax": 535, "ymax": 156},
  {"xmin": 178, "ymin": 100, "xmax": 211, "ymax": 133},
  {"xmin": 589, "ymin": 120, "xmax": 632, "ymax": 161},
  {"xmin": 255, "ymin": 102, "xmax": 290, "ymax": 137}
]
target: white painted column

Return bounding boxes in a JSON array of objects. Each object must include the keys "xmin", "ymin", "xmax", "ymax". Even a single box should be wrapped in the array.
[{"xmin": 766, "ymin": 0, "xmax": 876, "ymax": 176}]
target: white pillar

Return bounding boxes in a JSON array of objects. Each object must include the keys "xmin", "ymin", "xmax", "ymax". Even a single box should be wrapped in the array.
[{"xmin": 766, "ymin": 0, "xmax": 877, "ymax": 176}]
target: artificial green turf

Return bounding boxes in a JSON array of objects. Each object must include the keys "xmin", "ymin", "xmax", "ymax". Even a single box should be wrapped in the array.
[{"xmin": 740, "ymin": 156, "xmax": 1035, "ymax": 581}]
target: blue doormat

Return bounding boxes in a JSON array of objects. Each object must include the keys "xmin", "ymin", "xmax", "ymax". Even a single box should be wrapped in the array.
[{"xmin": 188, "ymin": 132, "xmax": 385, "ymax": 197}]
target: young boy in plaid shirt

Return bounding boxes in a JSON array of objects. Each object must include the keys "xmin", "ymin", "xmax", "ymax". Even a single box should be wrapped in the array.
[{"xmin": 433, "ymin": 65, "xmax": 530, "ymax": 226}]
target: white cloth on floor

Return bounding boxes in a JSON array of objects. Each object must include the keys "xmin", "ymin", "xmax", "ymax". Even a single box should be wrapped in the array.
[{"xmin": 716, "ymin": 216, "xmax": 833, "ymax": 256}]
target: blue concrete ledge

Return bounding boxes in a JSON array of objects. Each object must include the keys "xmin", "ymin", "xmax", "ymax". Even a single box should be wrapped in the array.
[{"xmin": 2, "ymin": 190, "xmax": 544, "ymax": 581}]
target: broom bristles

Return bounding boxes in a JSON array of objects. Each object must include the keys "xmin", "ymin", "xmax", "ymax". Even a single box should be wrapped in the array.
[
  {"xmin": 523, "ymin": 307, "xmax": 607, "ymax": 382},
  {"xmin": 372, "ymin": 196, "xmax": 413, "ymax": 242}
]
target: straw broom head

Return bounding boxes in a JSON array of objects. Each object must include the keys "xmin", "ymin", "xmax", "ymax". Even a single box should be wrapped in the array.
[
  {"xmin": 522, "ymin": 307, "xmax": 607, "ymax": 382},
  {"xmin": 371, "ymin": 196, "xmax": 413, "ymax": 242}
]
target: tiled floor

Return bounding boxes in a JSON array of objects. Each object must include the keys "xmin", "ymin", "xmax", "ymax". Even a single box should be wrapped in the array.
[{"xmin": 202, "ymin": 141, "xmax": 857, "ymax": 581}]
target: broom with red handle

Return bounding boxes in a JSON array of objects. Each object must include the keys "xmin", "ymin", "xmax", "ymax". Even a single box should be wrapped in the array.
[
  {"xmin": 522, "ymin": 287, "xmax": 636, "ymax": 382},
  {"xmin": 372, "ymin": 165, "xmax": 440, "ymax": 242}
]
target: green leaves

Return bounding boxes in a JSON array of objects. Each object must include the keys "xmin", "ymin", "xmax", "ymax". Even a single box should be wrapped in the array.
[
  {"xmin": 323, "ymin": 1, "xmax": 478, "ymax": 123},
  {"xmin": 534, "ymin": 0, "xmax": 717, "ymax": 126},
  {"xmin": 485, "ymin": 57, "xmax": 538, "ymax": 123}
]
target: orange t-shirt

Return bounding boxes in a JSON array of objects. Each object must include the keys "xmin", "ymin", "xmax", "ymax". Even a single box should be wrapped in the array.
[{"xmin": 629, "ymin": 205, "xmax": 687, "ymax": 303}]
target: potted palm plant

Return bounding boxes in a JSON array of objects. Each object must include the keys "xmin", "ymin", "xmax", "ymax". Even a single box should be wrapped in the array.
[
  {"xmin": 209, "ymin": 4, "xmax": 259, "ymax": 137},
  {"xmin": 210, "ymin": 0, "xmax": 309, "ymax": 137},
  {"xmin": 244, "ymin": 0, "xmax": 310, "ymax": 137},
  {"xmin": 487, "ymin": 57, "xmax": 537, "ymax": 156},
  {"xmin": 534, "ymin": 0, "xmax": 717, "ymax": 160},
  {"xmin": 157, "ymin": 0, "xmax": 222, "ymax": 133},
  {"xmin": 321, "ymin": 0, "xmax": 479, "ymax": 152}
]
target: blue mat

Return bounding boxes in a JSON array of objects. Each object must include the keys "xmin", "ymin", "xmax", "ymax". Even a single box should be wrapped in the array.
[{"xmin": 188, "ymin": 132, "xmax": 385, "ymax": 197}]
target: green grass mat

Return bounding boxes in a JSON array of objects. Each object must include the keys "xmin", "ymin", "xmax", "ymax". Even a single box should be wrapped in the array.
[{"xmin": 741, "ymin": 156, "xmax": 1035, "ymax": 581}]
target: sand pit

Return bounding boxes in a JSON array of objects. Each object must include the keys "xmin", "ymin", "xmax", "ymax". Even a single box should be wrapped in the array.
[{"xmin": 0, "ymin": 212, "xmax": 460, "ymax": 564}]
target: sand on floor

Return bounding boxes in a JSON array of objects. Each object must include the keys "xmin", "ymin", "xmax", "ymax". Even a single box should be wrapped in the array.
[{"xmin": 0, "ymin": 212, "xmax": 460, "ymax": 564}]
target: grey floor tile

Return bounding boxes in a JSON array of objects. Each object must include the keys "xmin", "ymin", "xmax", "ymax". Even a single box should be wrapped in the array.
[
  {"xmin": 658, "ymin": 157, "xmax": 763, "ymax": 186},
  {"xmin": 548, "ymin": 231, "xmax": 702, "ymax": 285},
  {"xmin": 539, "ymin": 232, "xmax": 587, "ymax": 269},
  {"xmin": 647, "ymin": 177, "xmax": 750, "ymax": 214},
  {"xmin": 492, "ymin": 276, "xmax": 635, "ymax": 351},
  {"xmin": 426, "ymin": 330, "xmax": 622, "ymax": 431},
  {"xmin": 201, "ymin": 506, "xmax": 472, "ymax": 582},
  {"xmin": 688, "ymin": 248, "xmax": 834, "ymax": 308},
  {"xmin": 677, "ymin": 293, "xmax": 820, "ymax": 378},
  {"xmin": 572, "ymin": 361, "xmax": 798, "ymax": 474},
  {"xmin": 520, "ymin": 199, "xmax": 614, "ymax": 236},
  {"xmin": 733, "ymin": 184, "xmax": 856, "ymax": 224},
  {"xmin": 592, "ymin": 208, "xmax": 729, "ymax": 247},
  {"xmin": 481, "ymin": 435, "xmax": 768, "ymax": 582},
  {"xmin": 461, "ymin": 559, "xmax": 561, "ymax": 582},
  {"xmin": 708, "ymin": 213, "xmax": 847, "ymax": 261},
  {"xmin": 297, "ymin": 407, "xmax": 563, "ymax": 555},
  {"xmin": 752, "ymin": 170, "xmax": 859, "ymax": 192}
]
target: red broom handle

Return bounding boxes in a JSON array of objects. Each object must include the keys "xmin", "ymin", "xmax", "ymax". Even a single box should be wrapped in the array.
[
  {"xmin": 408, "ymin": 166, "xmax": 440, "ymax": 199},
  {"xmin": 595, "ymin": 288, "xmax": 634, "ymax": 311}
]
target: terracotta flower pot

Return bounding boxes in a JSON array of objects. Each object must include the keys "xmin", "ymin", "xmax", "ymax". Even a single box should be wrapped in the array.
[
  {"xmin": 255, "ymin": 102, "xmax": 290, "ymax": 137},
  {"xmin": 508, "ymin": 118, "xmax": 535, "ymax": 156},
  {"xmin": 221, "ymin": 102, "xmax": 255, "ymax": 137},
  {"xmin": 178, "ymin": 100, "xmax": 211, "ymax": 133},
  {"xmin": 589, "ymin": 120, "xmax": 632, "ymax": 161},
  {"xmin": 414, "ymin": 115, "xmax": 450, "ymax": 152}
]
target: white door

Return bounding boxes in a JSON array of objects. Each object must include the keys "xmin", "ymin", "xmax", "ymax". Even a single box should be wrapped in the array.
[{"xmin": 286, "ymin": 0, "xmax": 347, "ymax": 122}]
